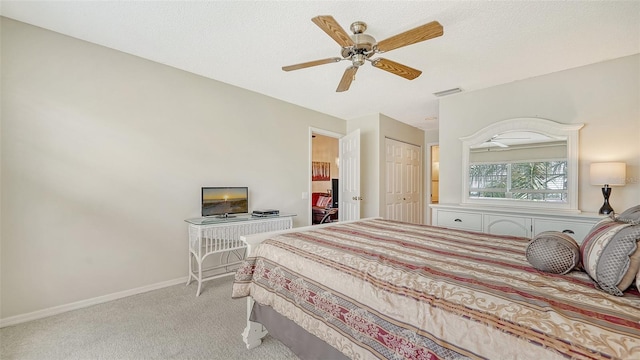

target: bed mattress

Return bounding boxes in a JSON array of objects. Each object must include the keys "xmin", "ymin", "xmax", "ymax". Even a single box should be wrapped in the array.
[{"xmin": 233, "ymin": 218, "xmax": 640, "ymax": 359}]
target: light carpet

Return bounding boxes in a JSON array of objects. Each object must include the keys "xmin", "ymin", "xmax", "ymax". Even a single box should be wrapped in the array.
[{"xmin": 0, "ymin": 276, "xmax": 298, "ymax": 359}]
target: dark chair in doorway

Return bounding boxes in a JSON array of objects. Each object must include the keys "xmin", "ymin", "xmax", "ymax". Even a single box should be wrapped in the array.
[
  {"xmin": 312, "ymin": 192, "xmax": 338, "ymax": 224},
  {"xmin": 319, "ymin": 208, "xmax": 338, "ymax": 224}
]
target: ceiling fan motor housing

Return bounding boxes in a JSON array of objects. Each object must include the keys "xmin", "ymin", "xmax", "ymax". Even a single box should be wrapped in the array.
[{"xmin": 341, "ymin": 33, "xmax": 376, "ymax": 65}]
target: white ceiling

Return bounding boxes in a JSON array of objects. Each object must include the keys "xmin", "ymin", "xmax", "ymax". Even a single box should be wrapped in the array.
[{"xmin": 1, "ymin": 1, "xmax": 639, "ymax": 130}]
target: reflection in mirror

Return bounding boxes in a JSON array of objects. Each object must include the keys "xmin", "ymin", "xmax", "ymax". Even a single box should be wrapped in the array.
[
  {"xmin": 460, "ymin": 118, "xmax": 583, "ymax": 211},
  {"xmin": 469, "ymin": 131, "xmax": 568, "ymax": 202}
]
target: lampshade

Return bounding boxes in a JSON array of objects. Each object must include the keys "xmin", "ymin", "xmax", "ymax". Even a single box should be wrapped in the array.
[{"xmin": 590, "ymin": 162, "xmax": 626, "ymax": 186}]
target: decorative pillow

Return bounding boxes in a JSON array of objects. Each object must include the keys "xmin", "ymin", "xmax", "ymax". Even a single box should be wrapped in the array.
[
  {"xmin": 526, "ymin": 231, "xmax": 580, "ymax": 275},
  {"xmin": 316, "ymin": 196, "xmax": 331, "ymax": 208},
  {"xmin": 580, "ymin": 217, "xmax": 640, "ymax": 296},
  {"xmin": 615, "ymin": 205, "xmax": 640, "ymax": 225}
]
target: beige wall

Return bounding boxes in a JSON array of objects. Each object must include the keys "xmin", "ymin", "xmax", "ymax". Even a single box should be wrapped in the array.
[
  {"xmin": 0, "ymin": 18, "xmax": 346, "ymax": 319},
  {"xmin": 438, "ymin": 54, "xmax": 640, "ymax": 213}
]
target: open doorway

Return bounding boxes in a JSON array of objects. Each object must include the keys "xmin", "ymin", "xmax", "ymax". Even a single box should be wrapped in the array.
[
  {"xmin": 310, "ymin": 131, "xmax": 340, "ymax": 225},
  {"xmin": 426, "ymin": 143, "xmax": 440, "ymax": 224}
]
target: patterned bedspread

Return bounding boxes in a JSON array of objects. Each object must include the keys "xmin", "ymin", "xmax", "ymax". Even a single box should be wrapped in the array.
[{"xmin": 232, "ymin": 219, "xmax": 640, "ymax": 360}]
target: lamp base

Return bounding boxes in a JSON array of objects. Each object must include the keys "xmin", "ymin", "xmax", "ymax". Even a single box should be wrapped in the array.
[
  {"xmin": 599, "ymin": 186, "xmax": 614, "ymax": 215},
  {"xmin": 599, "ymin": 202, "xmax": 614, "ymax": 215}
]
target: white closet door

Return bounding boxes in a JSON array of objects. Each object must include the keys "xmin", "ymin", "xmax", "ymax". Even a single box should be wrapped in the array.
[{"xmin": 385, "ymin": 138, "xmax": 422, "ymax": 224}]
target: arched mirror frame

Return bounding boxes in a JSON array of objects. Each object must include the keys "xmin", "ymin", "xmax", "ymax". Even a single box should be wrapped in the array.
[{"xmin": 460, "ymin": 117, "xmax": 584, "ymax": 211}]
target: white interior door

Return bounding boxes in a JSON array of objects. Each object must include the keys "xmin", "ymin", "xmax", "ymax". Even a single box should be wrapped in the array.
[
  {"xmin": 339, "ymin": 129, "xmax": 360, "ymax": 221},
  {"xmin": 384, "ymin": 138, "xmax": 421, "ymax": 224},
  {"xmin": 385, "ymin": 139, "xmax": 404, "ymax": 220}
]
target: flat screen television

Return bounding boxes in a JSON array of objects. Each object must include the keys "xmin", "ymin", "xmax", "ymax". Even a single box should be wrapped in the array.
[{"xmin": 201, "ymin": 187, "xmax": 249, "ymax": 218}]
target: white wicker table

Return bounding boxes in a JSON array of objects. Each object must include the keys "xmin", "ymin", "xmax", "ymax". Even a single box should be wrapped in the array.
[{"xmin": 185, "ymin": 214, "xmax": 295, "ymax": 296}]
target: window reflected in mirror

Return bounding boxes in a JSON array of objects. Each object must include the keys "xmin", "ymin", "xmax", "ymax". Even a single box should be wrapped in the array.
[
  {"xmin": 469, "ymin": 161, "xmax": 567, "ymax": 202},
  {"xmin": 468, "ymin": 131, "xmax": 568, "ymax": 203},
  {"xmin": 460, "ymin": 118, "xmax": 583, "ymax": 211}
]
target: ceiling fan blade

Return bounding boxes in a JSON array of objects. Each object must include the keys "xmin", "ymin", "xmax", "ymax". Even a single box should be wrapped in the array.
[
  {"xmin": 312, "ymin": 15, "xmax": 355, "ymax": 48},
  {"xmin": 282, "ymin": 57, "xmax": 342, "ymax": 71},
  {"xmin": 485, "ymin": 136, "xmax": 509, "ymax": 148},
  {"xmin": 371, "ymin": 58, "xmax": 422, "ymax": 80},
  {"xmin": 336, "ymin": 66, "xmax": 358, "ymax": 92},
  {"xmin": 376, "ymin": 21, "xmax": 443, "ymax": 53}
]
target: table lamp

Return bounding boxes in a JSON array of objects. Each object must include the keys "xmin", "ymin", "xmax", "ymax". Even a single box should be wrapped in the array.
[{"xmin": 590, "ymin": 162, "xmax": 626, "ymax": 215}]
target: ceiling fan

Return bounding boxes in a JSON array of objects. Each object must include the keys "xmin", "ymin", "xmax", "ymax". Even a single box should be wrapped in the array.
[
  {"xmin": 282, "ymin": 15, "xmax": 444, "ymax": 92},
  {"xmin": 483, "ymin": 135, "xmax": 532, "ymax": 148}
]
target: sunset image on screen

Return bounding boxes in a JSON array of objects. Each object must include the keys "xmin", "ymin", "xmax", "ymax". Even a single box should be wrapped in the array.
[{"xmin": 202, "ymin": 187, "xmax": 248, "ymax": 216}]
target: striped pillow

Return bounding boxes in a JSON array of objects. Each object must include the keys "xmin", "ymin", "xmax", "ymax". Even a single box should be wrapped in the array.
[
  {"xmin": 616, "ymin": 205, "xmax": 640, "ymax": 225},
  {"xmin": 580, "ymin": 217, "xmax": 640, "ymax": 296},
  {"xmin": 526, "ymin": 231, "xmax": 580, "ymax": 274},
  {"xmin": 316, "ymin": 196, "xmax": 331, "ymax": 208}
]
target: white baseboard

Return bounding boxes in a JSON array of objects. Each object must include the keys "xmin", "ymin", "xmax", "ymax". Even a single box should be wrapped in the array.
[{"xmin": 0, "ymin": 276, "xmax": 188, "ymax": 328}]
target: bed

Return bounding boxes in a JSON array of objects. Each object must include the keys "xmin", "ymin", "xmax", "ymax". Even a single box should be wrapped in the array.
[{"xmin": 232, "ymin": 218, "xmax": 640, "ymax": 359}]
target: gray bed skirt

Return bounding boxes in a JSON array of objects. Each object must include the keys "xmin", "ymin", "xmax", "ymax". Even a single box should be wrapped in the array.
[{"xmin": 250, "ymin": 303, "xmax": 350, "ymax": 360}]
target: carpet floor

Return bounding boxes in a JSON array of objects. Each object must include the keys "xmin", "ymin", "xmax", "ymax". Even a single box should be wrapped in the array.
[{"xmin": 1, "ymin": 276, "xmax": 298, "ymax": 359}]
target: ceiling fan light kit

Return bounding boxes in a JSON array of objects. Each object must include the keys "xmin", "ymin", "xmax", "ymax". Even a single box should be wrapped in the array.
[{"xmin": 283, "ymin": 15, "xmax": 444, "ymax": 92}]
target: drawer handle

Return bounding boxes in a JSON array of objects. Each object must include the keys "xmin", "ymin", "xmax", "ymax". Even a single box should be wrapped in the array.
[
  {"xmin": 562, "ymin": 229, "xmax": 575, "ymax": 234},
  {"xmin": 454, "ymin": 218, "xmax": 462, "ymax": 222}
]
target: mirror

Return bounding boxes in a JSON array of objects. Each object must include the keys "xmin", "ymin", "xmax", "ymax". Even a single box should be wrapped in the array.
[{"xmin": 460, "ymin": 118, "xmax": 584, "ymax": 211}]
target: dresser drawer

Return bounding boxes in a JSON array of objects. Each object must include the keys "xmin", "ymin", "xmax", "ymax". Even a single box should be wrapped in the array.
[
  {"xmin": 533, "ymin": 218, "xmax": 596, "ymax": 244},
  {"xmin": 436, "ymin": 210, "xmax": 483, "ymax": 232},
  {"xmin": 484, "ymin": 215, "xmax": 531, "ymax": 238}
]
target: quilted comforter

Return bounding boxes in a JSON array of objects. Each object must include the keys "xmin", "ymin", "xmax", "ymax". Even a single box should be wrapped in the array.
[{"xmin": 232, "ymin": 218, "xmax": 640, "ymax": 359}]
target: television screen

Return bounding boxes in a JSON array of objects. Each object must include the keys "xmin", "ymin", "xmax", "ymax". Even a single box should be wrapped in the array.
[{"xmin": 201, "ymin": 187, "xmax": 248, "ymax": 217}]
